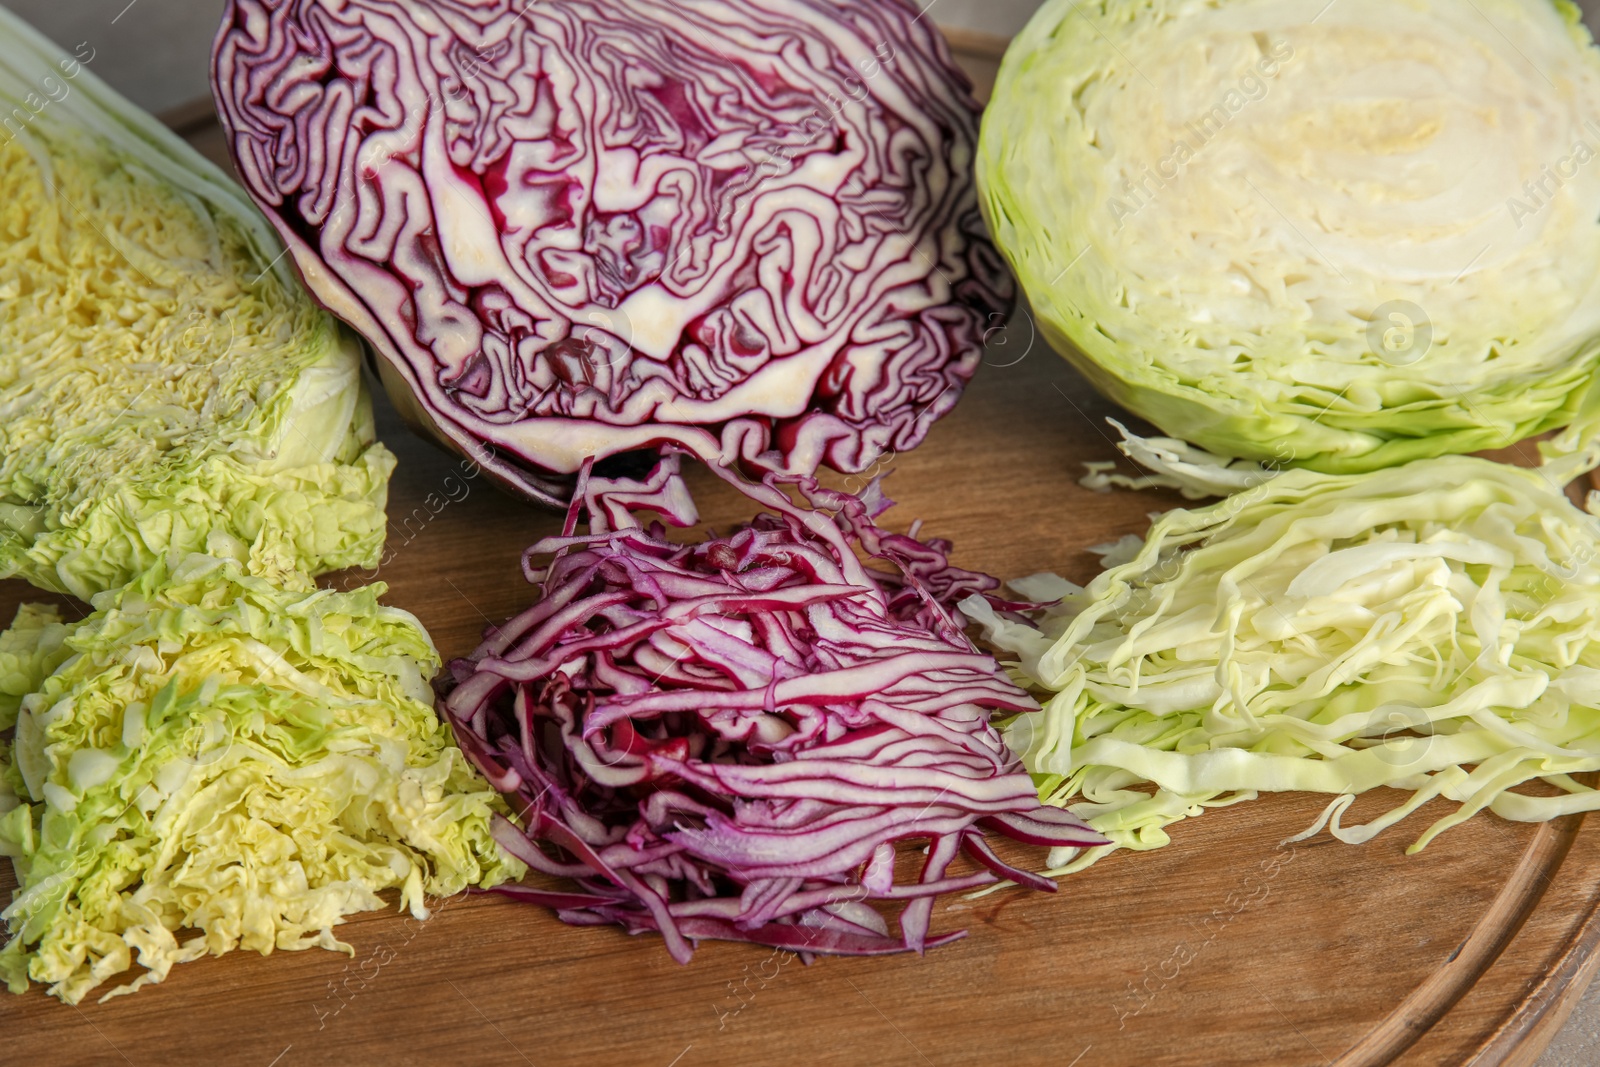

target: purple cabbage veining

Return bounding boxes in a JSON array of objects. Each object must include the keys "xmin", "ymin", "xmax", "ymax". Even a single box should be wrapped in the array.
[
  {"xmin": 438, "ymin": 458, "xmax": 1105, "ymax": 960},
  {"xmin": 211, "ymin": 0, "xmax": 1013, "ymax": 506}
]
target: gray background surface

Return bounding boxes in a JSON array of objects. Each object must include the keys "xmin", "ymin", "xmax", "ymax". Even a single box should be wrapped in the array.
[
  {"xmin": 0, "ymin": 0, "xmax": 1038, "ymax": 115},
  {"xmin": 4, "ymin": 0, "xmax": 1599, "ymax": 1062}
]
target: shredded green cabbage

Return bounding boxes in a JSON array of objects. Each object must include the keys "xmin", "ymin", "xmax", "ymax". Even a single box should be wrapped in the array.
[
  {"xmin": 0, "ymin": 556, "xmax": 521, "ymax": 1004},
  {"xmin": 0, "ymin": 6, "xmax": 393, "ymax": 598},
  {"xmin": 1079, "ymin": 419, "xmax": 1281, "ymax": 500},
  {"xmin": 963, "ymin": 455, "xmax": 1600, "ymax": 874},
  {"xmin": 0, "ymin": 603, "xmax": 71, "ymax": 734}
]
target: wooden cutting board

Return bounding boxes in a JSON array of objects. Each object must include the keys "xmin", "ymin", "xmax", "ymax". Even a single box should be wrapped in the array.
[{"xmin": 3, "ymin": 31, "xmax": 1600, "ymax": 1067}]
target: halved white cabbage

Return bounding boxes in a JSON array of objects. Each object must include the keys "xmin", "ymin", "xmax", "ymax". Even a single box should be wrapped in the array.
[{"xmin": 980, "ymin": 0, "xmax": 1600, "ymax": 473}]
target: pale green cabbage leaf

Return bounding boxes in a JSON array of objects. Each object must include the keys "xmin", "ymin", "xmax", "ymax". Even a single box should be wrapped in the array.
[
  {"xmin": 0, "ymin": 603, "xmax": 71, "ymax": 734},
  {"xmin": 0, "ymin": 6, "xmax": 393, "ymax": 598},
  {"xmin": 1079, "ymin": 419, "xmax": 1280, "ymax": 500},
  {"xmin": 0, "ymin": 555, "xmax": 521, "ymax": 1004},
  {"xmin": 963, "ymin": 455, "xmax": 1600, "ymax": 874},
  {"xmin": 979, "ymin": 0, "xmax": 1600, "ymax": 474}
]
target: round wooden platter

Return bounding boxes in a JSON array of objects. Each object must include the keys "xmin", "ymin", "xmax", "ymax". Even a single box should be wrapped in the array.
[{"xmin": 4, "ymin": 31, "xmax": 1600, "ymax": 1067}]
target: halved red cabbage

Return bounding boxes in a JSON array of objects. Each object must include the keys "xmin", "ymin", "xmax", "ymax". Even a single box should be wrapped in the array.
[
  {"xmin": 440, "ymin": 458, "xmax": 1102, "ymax": 959},
  {"xmin": 211, "ymin": 0, "xmax": 1011, "ymax": 507}
]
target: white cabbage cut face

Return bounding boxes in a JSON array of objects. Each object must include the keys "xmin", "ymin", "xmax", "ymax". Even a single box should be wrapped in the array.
[
  {"xmin": 0, "ymin": 7, "xmax": 394, "ymax": 598},
  {"xmin": 212, "ymin": 0, "xmax": 1011, "ymax": 506},
  {"xmin": 980, "ymin": 0, "xmax": 1600, "ymax": 473}
]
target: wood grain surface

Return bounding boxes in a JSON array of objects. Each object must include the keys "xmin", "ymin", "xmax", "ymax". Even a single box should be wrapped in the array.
[{"xmin": 3, "ymin": 30, "xmax": 1600, "ymax": 1067}]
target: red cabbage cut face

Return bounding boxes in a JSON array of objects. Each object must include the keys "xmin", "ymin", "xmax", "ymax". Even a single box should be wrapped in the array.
[{"xmin": 212, "ymin": 0, "xmax": 1011, "ymax": 505}]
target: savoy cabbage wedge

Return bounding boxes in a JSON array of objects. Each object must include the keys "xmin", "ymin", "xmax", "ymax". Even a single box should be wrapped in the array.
[
  {"xmin": 0, "ymin": 555, "xmax": 521, "ymax": 1005},
  {"xmin": 0, "ymin": 5, "xmax": 394, "ymax": 598},
  {"xmin": 979, "ymin": 0, "xmax": 1600, "ymax": 474},
  {"xmin": 962, "ymin": 456, "xmax": 1600, "ymax": 873}
]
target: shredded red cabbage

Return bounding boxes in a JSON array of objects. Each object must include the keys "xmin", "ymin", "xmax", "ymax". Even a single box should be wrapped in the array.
[{"xmin": 441, "ymin": 457, "xmax": 1104, "ymax": 960}]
